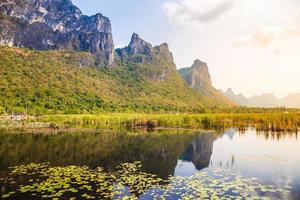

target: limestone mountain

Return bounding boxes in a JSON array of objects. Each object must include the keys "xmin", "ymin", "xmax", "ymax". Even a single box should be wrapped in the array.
[
  {"xmin": 223, "ymin": 88, "xmax": 300, "ymax": 108},
  {"xmin": 0, "ymin": 0, "xmax": 114, "ymax": 65},
  {"xmin": 179, "ymin": 60, "xmax": 234, "ymax": 106},
  {"xmin": 281, "ymin": 93, "xmax": 300, "ymax": 108},
  {"xmin": 116, "ymin": 33, "xmax": 174, "ymax": 65},
  {"xmin": 223, "ymin": 88, "xmax": 249, "ymax": 106},
  {"xmin": 115, "ymin": 33, "xmax": 176, "ymax": 81},
  {"xmin": 116, "ymin": 33, "xmax": 154, "ymax": 62},
  {"xmin": 0, "ymin": 1, "xmax": 234, "ymax": 114},
  {"xmin": 0, "ymin": 43, "xmax": 230, "ymax": 114},
  {"xmin": 178, "ymin": 60, "xmax": 212, "ymax": 90},
  {"xmin": 248, "ymin": 94, "xmax": 279, "ymax": 108}
]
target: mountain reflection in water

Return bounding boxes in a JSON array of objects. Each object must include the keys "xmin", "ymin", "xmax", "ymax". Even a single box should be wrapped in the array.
[
  {"xmin": 0, "ymin": 129, "xmax": 209, "ymax": 179},
  {"xmin": 0, "ymin": 128, "xmax": 300, "ymax": 199},
  {"xmin": 180, "ymin": 133, "xmax": 218, "ymax": 170}
]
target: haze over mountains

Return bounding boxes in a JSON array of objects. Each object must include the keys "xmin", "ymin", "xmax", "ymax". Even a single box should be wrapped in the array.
[
  {"xmin": 0, "ymin": 0, "xmax": 234, "ymax": 113},
  {"xmin": 223, "ymin": 88, "xmax": 300, "ymax": 108}
]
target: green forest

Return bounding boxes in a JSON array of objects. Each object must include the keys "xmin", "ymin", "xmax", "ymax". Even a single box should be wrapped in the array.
[{"xmin": 0, "ymin": 46, "xmax": 231, "ymax": 114}]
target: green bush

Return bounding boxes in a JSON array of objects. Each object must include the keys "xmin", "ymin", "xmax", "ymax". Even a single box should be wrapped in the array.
[{"xmin": 0, "ymin": 106, "xmax": 5, "ymax": 114}]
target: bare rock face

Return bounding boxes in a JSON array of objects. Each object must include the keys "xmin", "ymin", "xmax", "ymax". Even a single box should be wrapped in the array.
[
  {"xmin": 115, "ymin": 33, "xmax": 178, "ymax": 82},
  {"xmin": 125, "ymin": 33, "xmax": 153, "ymax": 57},
  {"xmin": 116, "ymin": 33, "xmax": 175, "ymax": 66},
  {"xmin": 154, "ymin": 43, "xmax": 175, "ymax": 65},
  {"xmin": 116, "ymin": 33, "xmax": 154, "ymax": 63},
  {"xmin": 0, "ymin": 16, "xmax": 55, "ymax": 49},
  {"xmin": 0, "ymin": 0, "xmax": 114, "ymax": 66},
  {"xmin": 178, "ymin": 59, "xmax": 235, "ymax": 106},
  {"xmin": 178, "ymin": 59, "xmax": 212, "ymax": 90}
]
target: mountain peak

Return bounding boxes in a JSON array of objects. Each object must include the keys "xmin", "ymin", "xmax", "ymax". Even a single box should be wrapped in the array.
[
  {"xmin": 189, "ymin": 59, "xmax": 212, "ymax": 86},
  {"xmin": 127, "ymin": 33, "xmax": 153, "ymax": 56},
  {"xmin": 193, "ymin": 59, "xmax": 207, "ymax": 66},
  {"xmin": 178, "ymin": 59, "xmax": 212, "ymax": 90},
  {"xmin": 116, "ymin": 33, "xmax": 155, "ymax": 62},
  {"xmin": 131, "ymin": 33, "xmax": 140, "ymax": 40},
  {"xmin": 225, "ymin": 88, "xmax": 235, "ymax": 96},
  {"xmin": 117, "ymin": 33, "xmax": 175, "ymax": 64},
  {"xmin": 224, "ymin": 90, "xmax": 300, "ymax": 108},
  {"xmin": 178, "ymin": 60, "xmax": 235, "ymax": 106}
]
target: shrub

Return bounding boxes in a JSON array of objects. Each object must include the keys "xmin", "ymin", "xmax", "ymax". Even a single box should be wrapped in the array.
[{"xmin": 0, "ymin": 106, "xmax": 5, "ymax": 114}]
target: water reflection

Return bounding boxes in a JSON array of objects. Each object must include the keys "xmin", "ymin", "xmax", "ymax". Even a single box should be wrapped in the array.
[
  {"xmin": 0, "ymin": 128, "xmax": 300, "ymax": 198},
  {"xmin": 257, "ymin": 130, "xmax": 299, "ymax": 141},
  {"xmin": 0, "ymin": 129, "xmax": 200, "ymax": 179},
  {"xmin": 0, "ymin": 129, "xmax": 299, "ymax": 177},
  {"xmin": 180, "ymin": 132, "xmax": 218, "ymax": 170}
]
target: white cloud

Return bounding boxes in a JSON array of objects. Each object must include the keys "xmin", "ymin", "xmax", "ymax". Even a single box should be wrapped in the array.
[
  {"xmin": 231, "ymin": 8, "xmax": 300, "ymax": 49},
  {"xmin": 231, "ymin": 26, "xmax": 279, "ymax": 48},
  {"xmin": 163, "ymin": 0, "xmax": 236, "ymax": 27}
]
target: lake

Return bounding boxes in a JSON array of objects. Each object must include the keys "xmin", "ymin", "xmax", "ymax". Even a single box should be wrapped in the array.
[{"xmin": 0, "ymin": 128, "xmax": 299, "ymax": 199}]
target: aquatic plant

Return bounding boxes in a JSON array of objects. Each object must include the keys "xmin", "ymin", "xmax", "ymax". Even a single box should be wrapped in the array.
[{"xmin": 0, "ymin": 162, "xmax": 290, "ymax": 199}]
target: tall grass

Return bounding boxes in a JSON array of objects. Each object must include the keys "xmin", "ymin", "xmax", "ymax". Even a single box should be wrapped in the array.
[{"xmin": 35, "ymin": 113, "xmax": 300, "ymax": 132}]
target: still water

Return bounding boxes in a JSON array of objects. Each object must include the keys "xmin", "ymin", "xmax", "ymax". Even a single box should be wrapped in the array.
[{"xmin": 0, "ymin": 128, "xmax": 299, "ymax": 199}]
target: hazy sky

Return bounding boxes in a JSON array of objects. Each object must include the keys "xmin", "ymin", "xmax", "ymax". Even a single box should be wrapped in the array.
[{"xmin": 72, "ymin": 0, "xmax": 300, "ymax": 98}]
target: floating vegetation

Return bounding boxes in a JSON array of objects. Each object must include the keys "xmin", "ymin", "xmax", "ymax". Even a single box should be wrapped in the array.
[{"xmin": 0, "ymin": 162, "xmax": 291, "ymax": 199}]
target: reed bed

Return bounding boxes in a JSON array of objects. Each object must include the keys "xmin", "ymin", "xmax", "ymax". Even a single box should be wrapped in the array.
[{"xmin": 31, "ymin": 112, "xmax": 300, "ymax": 133}]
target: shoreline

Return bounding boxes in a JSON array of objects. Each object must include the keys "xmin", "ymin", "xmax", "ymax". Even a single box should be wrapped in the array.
[{"xmin": 0, "ymin": 113, "xmax": 299, "ymax": 134}]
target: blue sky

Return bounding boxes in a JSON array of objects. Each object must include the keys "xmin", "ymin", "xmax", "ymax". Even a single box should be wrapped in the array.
[
  {"xmin": 72, "ymin": 0, "xmax": 300, "ymax": 98},
  {"xmin": 72, "ymin": 0, "xmax": 173, "ymax": 48}
]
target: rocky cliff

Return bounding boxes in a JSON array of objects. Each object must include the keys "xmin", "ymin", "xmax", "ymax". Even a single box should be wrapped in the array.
[
  {"xmin": 116, "ymin": 33, "xmax": 174, "ymax": 65},
  {"xmin": 116, "ymin": 33, "xmax": 177, "ymax": 81},
  {"xmin": 179, "ymin": 60, "xmax": 234, "ymax": 106},
  {"xmin": 116, "ymin": 33, "xmax": 153, "ymax": 60},
  {"xmin": 178, "ymin": 59, "xmax": 212, "ymax": 91},
  {"xmin": 0, "ymin": 0, "xmax": 114, "ymax": 65}
]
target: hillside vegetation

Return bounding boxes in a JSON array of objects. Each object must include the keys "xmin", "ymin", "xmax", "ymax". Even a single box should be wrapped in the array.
[{"xmin": 0, "ymin": 46, "xmax": 232, "ymax": 114}]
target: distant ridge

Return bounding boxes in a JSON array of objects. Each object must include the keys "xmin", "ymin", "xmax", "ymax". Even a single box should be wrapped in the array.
[{"xmin": 222, "ymin": 88, "xmax": 300, "ymax": 108}]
